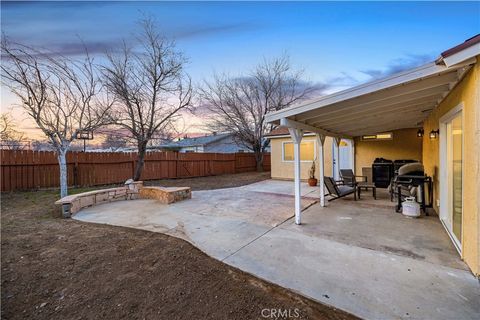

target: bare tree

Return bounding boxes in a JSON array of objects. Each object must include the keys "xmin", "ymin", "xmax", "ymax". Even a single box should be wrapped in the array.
[
  {"xmin": 102, "ymin": 18, "xmax": 193, "ymax": 180},
  {"xmin": 0, "ymin": 112, "xmax": 26, "ymax": 149},
  {"xmin": 199, "ymin": 55, "xmax": 313, "ymax": 171},
  {"xmin": 1, "ymin": 38, "xmax": 112, "ymax": 197},
  {"xmin": 101, "ymin": 131, "xmax": 128, "ymax": 151}
]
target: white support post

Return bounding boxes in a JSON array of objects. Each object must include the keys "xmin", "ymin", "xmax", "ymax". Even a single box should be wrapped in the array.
[
  {"xmin": 316, "ymin": 134, "xmax": 326, "ymax": 207},
  {"xmin": 334, "ymin": 137, "xmax": 342, "ymax": 180},
  {"xmin": 288, "ymin": 127, "xmax": 303, "ymax": 225},
  {"xmin": 350, "ymin": 138, "xmax": 355, "ymax": 174}
]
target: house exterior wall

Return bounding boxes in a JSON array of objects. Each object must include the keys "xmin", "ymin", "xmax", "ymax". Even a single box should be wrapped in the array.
[
  {"xmin": 179, "ymin": 146, "xmax": 204, "ymax": 153},
  {"xmin": 205, "ymin": 135, "xmax": 248, "ymax": 153},
  {"xmin": 354, "ymin": 128, "xmax": 423, "ymax": 174},
  {"xmin": 270, "ymin": 135, "xmax": 334, "ymax": 180},
  {"xmin": 423, "ymin": 57, "xmax": 480, "ymax": 276}
]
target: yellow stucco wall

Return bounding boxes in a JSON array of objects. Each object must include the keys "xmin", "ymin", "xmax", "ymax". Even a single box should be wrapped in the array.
[
  {"xmin": 354, "ymin": 128, "xmax": 423, "ymax": 174},
  {"xmin": 269, "ymin": 135, "xmax": 334, "ymax": 180},
  {"xmin": 423, "ymin": 58, "xmax": 480, "ymax": 276}
]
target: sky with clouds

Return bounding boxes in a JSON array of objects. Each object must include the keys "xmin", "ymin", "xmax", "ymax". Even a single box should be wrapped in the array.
[{"xmin": 1, "ymin": 1, "xmax": 479, "ymax": 138}]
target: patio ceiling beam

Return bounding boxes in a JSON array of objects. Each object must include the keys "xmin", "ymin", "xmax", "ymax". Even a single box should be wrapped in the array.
[
  {"xmin": 280, "ymin": 118, "xmax": 350, "ymax": 139},
  {"xmin": 306, "ymin": 94, "xmax": 440, "ymax": 126},
  {"xmin": 296, "ymin": 72, "xmax": 458, "ymax": 122},
  {"xmin": 326, "ymin": 113, "xmax": 428, "ymax": 132},
  {"xmin": 265, "ymin": 61, "xmax": 474, "ymax": 124},
  {"xmin": 321, "ymin": 109, "xmax": 430, "ymax": 132},
  {"xmin": 301, "ymin": 83, "xmax": 450, "ymax": 124},
  {"xmin": 309, "ymin": 100, "xmax": 437, "ymax": 128},
  {"xmin": 340, "ymin": 116, "xmax": 429, "ymax": 136},
  {"xmin": 304, "ymin": 92, "xmax": 444, "ymax": 133}
]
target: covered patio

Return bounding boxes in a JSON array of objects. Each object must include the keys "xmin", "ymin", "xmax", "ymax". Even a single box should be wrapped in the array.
[
  {"xmin": 265, "ymin": 57, "xmax": 476, "ymax": 226},
  {"xmin": 300, "ymin": 188, "xmax": 467, "ymax": 270}
]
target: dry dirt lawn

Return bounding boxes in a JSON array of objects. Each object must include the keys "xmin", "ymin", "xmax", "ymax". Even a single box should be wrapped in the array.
[{"xmin": 1, "ymin": 172, "xmax": 358, "ymax": 320}]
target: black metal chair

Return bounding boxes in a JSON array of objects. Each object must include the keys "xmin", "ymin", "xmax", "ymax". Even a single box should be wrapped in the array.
[
  {"xmin": 324, "ymin": 176, "xmax": 357, "ymax": 201},
  {"xmin": 340, "ymin": 169, "xmax": 367, "ymax": 187},
  {"xmin": 340, "ymin": 169, "xmax": 376, "ymax": 199},
  {"xmin": 341, "ymin": 168, "xmax": 377, "ymax": 199}
]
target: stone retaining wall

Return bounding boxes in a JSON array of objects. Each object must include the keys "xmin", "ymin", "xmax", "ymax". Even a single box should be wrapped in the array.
[
  {"xmin": 55, "ymin": 181, "xmax": 143, "ymax": 218},
  {"xmin": 55, "ymin": 182, "xmax": 192, "ymax": 218}
]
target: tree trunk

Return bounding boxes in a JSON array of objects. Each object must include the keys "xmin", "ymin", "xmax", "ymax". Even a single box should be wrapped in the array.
[
  {"xmin": 255, "ymin": 151, "xmax": 264, "ymax": 172},
  {"xmin": 133, "ymin": 141, "xmax": 148, "ymax": 181},
  {"xmin": 57, "ymin": 148, "xmax": 68, "ymax": 198}
]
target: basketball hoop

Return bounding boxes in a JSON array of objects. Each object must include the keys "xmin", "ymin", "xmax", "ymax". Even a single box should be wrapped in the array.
[{"xmin": 76, "ymin": 130, "xmax": 94, "ymax": 152}]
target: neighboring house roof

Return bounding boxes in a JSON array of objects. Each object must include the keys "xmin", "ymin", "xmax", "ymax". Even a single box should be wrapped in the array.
[
  {"xmin": 265, "ymin": 127, "xmax": 290, "ymax": 137},
  {"xmin": 266, "ymin": 34, "xmax": 480, "ymax": 138},
  {"xmin": 160, "ymin": 133, "xmax": 233, "ymax": 148},
  {"xmin": 265, "ymin": 127, "xmax": 314, "ymax": 138}
]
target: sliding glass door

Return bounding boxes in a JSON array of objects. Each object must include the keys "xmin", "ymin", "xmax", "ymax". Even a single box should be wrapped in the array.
[{"xmin": 440, "ymin": 107, "xmax": 463, "ymax": 251}]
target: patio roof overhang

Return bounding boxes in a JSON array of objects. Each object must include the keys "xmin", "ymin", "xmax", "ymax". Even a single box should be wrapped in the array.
[{"xmin": 266, "ymin": 58, "xmax": 477, "ymax": 138}]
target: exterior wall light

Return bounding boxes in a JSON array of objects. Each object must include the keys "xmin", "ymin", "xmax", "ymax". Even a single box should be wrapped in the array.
[
  {"xmin": 416, "ymin": 129, "xmax": 424, "ymax": 138},
  {"xmin": 429, "ymin": 129, "xmax": 439, "ymax": 139}
]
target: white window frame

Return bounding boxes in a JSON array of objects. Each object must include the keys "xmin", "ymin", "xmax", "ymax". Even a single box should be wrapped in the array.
[
  {"xmin": 282, "ymin": 139, "xmax": 316, "ymax": 162},
  {"xmin": 439, "ymin": 102, "xmax": 464, "ymax": 255}
]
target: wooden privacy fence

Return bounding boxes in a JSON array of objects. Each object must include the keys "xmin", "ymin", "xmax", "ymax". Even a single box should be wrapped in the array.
[{"xmin": 0, "ymin": 150, "xmax": 271, "ymax": 192}]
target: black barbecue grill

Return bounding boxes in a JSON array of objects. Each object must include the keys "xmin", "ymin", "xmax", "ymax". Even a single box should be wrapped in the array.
[
  {"xmin": 393, "ymin": 159, "xmax": 418, "ymax": 175},
  {"xmin": 391, "ymin": 162, "xmax": 433, "ymax": 214}
]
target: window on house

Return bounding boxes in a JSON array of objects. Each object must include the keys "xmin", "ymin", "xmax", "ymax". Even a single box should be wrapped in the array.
[
  {"xmin": 361, "ymin": 132, "xmax": 393, "ymax": 141},
  {"xmin": 283, "ymin": 141, "xmax": 315, "ymax": 161}
]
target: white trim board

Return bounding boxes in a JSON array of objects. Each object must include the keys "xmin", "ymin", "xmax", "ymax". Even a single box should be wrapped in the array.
[{"xmin": 439, "ymin": 102, "xmax": 464, "ymax": 255}]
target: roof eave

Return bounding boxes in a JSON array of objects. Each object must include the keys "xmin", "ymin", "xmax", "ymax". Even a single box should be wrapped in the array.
[{"xmin": 266, "ymin": 55, "xmax": 477, "ymax": 126}]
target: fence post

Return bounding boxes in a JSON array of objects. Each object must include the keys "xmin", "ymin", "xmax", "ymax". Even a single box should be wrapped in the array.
[
  {"xmin": 74, "ymin": 157, "xmax": 78, "ymax": 187},
  {"xmin": 131, "ymin": 156, "xmax": 135, "ymax": 179}
]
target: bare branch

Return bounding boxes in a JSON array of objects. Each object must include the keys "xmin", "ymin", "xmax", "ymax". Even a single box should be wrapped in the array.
[
  {"xmin": 102, "ymin": 17, "xmax": 194, "ymax": 180},
  {"xmin": 199, "ymin": 54, "xmax": 312, "ymax": 170},
  {"xmin": 1, "ymin": 36, "xmax": 113, "ymax": 196}
]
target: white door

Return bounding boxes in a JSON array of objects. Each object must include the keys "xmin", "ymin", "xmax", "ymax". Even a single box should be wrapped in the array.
[
  {"xmin": 440, "ymin": 105, "xmax": 463, "ymax": 253},
  {"xmin": 333, "ymin": 139, "xmax": 354, "ymax": 179}
]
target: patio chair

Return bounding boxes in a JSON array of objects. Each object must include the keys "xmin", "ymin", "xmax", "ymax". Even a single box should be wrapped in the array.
[
  {"xmin": 339, "ymin": 169, "xmax": 367, "ymax": 187},
  {"xmin": 324, "ymin": 176, "xmax": 357, "ymax": 201},
  {"xmin": 340, "ymin": 169, "xmax": 376, "ymax": 199}
]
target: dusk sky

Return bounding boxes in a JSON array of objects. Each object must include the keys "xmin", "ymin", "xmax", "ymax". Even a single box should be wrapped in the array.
[{"xmin": 1, "ymin": 1, "xmax": 479, "ymax": 138}]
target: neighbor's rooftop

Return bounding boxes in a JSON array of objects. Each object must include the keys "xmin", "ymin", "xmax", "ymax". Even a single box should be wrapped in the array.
[{"xmin": 160, "ymin": 133, "xmax": 232, "ymax": 148}]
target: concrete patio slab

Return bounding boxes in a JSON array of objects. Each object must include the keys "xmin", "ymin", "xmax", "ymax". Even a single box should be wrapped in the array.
[
  {"xmin": 240, "ymin": 179, "xmax": 319, "ymax": 198},
  {"xmin": 225, "ymin": 226, "xmax": 479, "ymax": 320},
  {"xmin": 296, "ymin": 190, "xmax": 468, "ymax": 271},
  {"xmin": 74, "ymin": 180, "xmax": 480, "ymax": 320},
  {"xmin": 76, "ymin": 187, "xmax": 316, "ymax": 260}
]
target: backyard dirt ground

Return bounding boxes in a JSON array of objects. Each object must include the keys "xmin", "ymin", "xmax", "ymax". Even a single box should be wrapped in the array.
[{"xmin": 1, "ymin": 172, "xmax": 358, "ymax": 320}]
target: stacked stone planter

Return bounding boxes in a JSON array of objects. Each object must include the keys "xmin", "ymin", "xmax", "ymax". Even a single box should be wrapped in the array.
[{"xmin": 139, "ymin": 186, "xmax": 192, "ymax": 204}]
